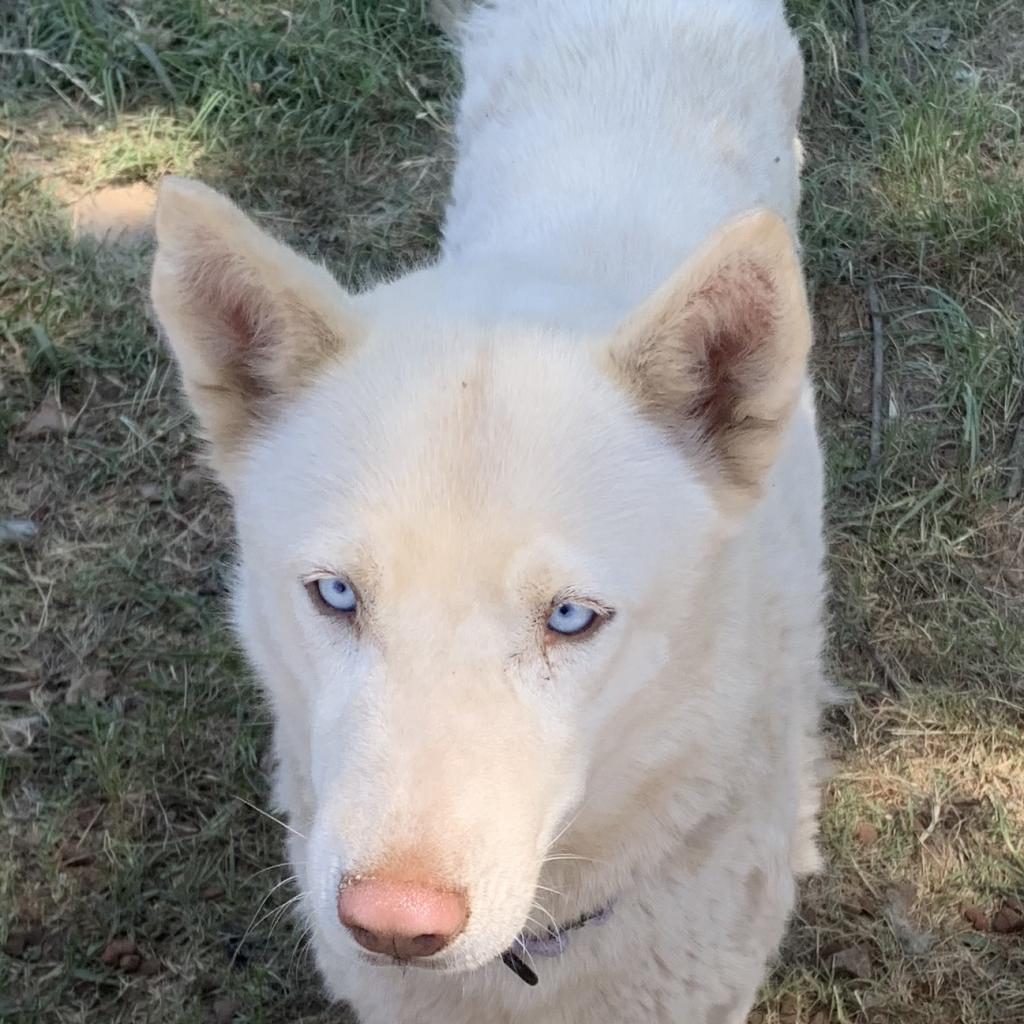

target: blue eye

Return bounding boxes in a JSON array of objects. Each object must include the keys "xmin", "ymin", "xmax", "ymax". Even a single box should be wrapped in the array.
[
  {"xmin": 316, "ymin": 577, "xmax": 357, "ymax": 613},
  {"xmin": 547, "ymin": 602, "xmax": 597, "ymax": 636}
]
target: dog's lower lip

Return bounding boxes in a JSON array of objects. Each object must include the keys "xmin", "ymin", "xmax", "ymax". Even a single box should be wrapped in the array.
[{"xmin": 357, "ymin": 951, "xmax": 446, "ymax": 971}]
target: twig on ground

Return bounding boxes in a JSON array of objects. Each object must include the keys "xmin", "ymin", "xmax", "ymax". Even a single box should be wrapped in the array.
[
  {"xmin": 868, "ymin": 281, "xmax": 885, "ymax": 470},
  {"xmin": 1007, "ymin": 413, "xmax": 1024, "ymax": 499},
  {"xmin": 853, "ymin": 0, "xmax": 871, "ymax": 72},
  {"xmin": 864, "ymin": 642, "xmax": 908, "ymax": 698}
]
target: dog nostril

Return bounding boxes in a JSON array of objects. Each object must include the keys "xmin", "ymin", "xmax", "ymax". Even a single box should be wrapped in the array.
[
  {"xmin": 348, "ymin": 925, "xmax": 384, "ymax": 953},
  {"xmin": 404, "ymin": 933, "xmax": 447, "ymax": 958},
  {"xmin": 338, "ymin": 877, "xmax": 468, "ymax": 960}
]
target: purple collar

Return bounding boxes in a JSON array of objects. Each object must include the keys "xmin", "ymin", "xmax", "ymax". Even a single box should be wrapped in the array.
[{"xmin": 501, "ymin": 904, "xmax": 614, "ymax": 985}]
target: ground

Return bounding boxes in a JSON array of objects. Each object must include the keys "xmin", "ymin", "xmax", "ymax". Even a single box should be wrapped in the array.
[{"xmin": 1, "ymin": 2, "xmax": 1022, "ymax": 1022}]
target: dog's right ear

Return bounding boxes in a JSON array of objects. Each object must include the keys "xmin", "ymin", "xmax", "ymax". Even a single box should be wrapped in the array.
[{"xmin": 150, "ymin": 177, "xmax": 359, "ymax": 487}]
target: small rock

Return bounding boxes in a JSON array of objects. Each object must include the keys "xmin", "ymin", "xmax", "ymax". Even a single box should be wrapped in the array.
[
  {"xmin": 213, "ymin": 996, "xmax": 242, "ymax": 1023},
  {"xmin": 963, "ymin": 905, "xmax": 989, "ymax": 932},
  {"xmin": 118, "ymin": 952, "xmax": 142, "ymax": 972},
  {"xmin": 201, "ymin": 884, "xmax": 225, "ymax": 901},
  {"xmin": 102, "ymin": 937, "xmax": 137, "ymax": 965},
  {"xmin": 139, "ymin": 483, "xmax": 163, "ymax": 503},
  {"xmin": 992, "ymin": 905, "xmax": 1024, "ymax": 934},
  {"xmin": 831, "ymin": 944, "xmax": 873, "ymax": 979},
  {"xmin": 854, "ymin": 822, "xmax": 879, "ymax": 845},
  {"xmin": 65, "ymin": 669, "xmax": 113, "ymax": 706},
  {"xmin": 21, "ymin": 396, "xmax": 71, "ymax": 438},
  {"xmin": 139, "ymin": 958, "xmax": 161, "ymax": 976},
  {"xmin": 0, "ymin": 519, "xmax": 39, "ymax": 546},
  {"xmin": 810, "ymin": 1013, "xmax": 828, "ymax": 1024},
  {"xmin": 747, "ymin": 1013, "xmax": 765, "ymax": 1024}
]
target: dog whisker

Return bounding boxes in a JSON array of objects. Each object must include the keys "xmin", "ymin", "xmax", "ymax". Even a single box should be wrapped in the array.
[
  {"xmin": 529, "ymin": 901, "xmax": 562, "ymax": 935},
  {"xmin": 232, "ymin": 874, "xmax": 299, "ymax": 967},
  {"xmin": 533, "ymin": 883, "xmax": 565, "ymax": 899},
  {"xmin": 541, "ymin": 852, "xmax": 603, "ymax": 866},
  {"xmin": 245, "ymin": 859, "xmax": 305, "ymax": 882},
  {"xmin": 234, "ymin": 795, "xmax": 306, "ymax": 840}
]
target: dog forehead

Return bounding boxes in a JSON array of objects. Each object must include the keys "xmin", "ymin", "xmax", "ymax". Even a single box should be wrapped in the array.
[{"xmin": 245, "ymin": 327, "xmax": 712, "ymax": 586}]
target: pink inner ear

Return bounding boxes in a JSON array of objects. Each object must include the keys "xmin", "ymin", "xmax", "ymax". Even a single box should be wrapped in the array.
[
  {"xmin": 223, "ymin": 298, "xmax": 262, "ymax": 351},
  {"xmin": 182, "ymin": 240, "xmax": 269, "ymax": 355},
  {"xmin": 688, "ymin": 261, "xmax": 777, "ymax": 438}
]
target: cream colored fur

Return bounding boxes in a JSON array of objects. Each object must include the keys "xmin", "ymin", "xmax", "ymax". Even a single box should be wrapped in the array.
[{"xmin": 151, "ymin": 1, "xmax": 828, "ymax": 1021}]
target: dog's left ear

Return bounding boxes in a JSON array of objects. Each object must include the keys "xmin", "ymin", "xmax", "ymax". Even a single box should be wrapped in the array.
[
  {"xmin": 604, "ymin": 209, "xmax": 812, "ymax": 513},
  {"xmin": 150, "ymin": 177, "xmax": 359, "ymax": 488}
]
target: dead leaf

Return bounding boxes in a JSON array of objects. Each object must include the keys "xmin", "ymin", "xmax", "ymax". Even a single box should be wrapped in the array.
[
  {"xmin": 963, "ymin": 905, "xmax": 989, "ymax": 932},
  {"xmin": 118, "ymin": 952, "xmax": 142, "ymax": 972},
  {"xmin": 65, "ymin": 669, "xmax": 113, "ymax": 706},
  {"xmin": 0, "ymin": 714, "xmax": 45, "ymax": 753},
  {"xmin": 21, "ymin": 395, "xmax": 71, "ymax": 437},
  {"xmin": 911, "ymin": 27, "xmax": 952, "ymax": 50},
  {"xmin": 885, "ymin": 881, "xmax": 934, "ymax": 955},
  {"xmin": 831, "ymin": 944, "xmax": 874, "ymax": 979},
  {"xmin": 176, "ymin": 468, "xmax": 208, "ymax": 499},
  {"xmin": 213, "ymin": 996, "xmax": 242, "ymax": 1023},
  {"xmin": 779, "ymin": 993, "xmax": 799, "ymax": 1024},
  {"xmin": 992, "ymin": 905, "xmax": 1024, "ymax": 934},
  {"xmin": 59, "ymin": 847, "xmax": 96, "ymax": 869},
  {"xmin": 854, "ymin": 822, "xmax": 879, "ymax": 845},
  {"xmin": 101, "ymin": 937, "xmax": 137, "ymax": 965}
]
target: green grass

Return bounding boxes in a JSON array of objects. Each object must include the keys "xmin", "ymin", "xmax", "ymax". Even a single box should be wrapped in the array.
[{"xmin": 2, "ymin": 2, "xmax": 1023, "ymax": 1022}]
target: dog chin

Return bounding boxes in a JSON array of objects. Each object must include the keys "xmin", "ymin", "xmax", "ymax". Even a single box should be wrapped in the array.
[{"xmin": 355, "ymin": 944, "xmax": 506, "ymax": 975}]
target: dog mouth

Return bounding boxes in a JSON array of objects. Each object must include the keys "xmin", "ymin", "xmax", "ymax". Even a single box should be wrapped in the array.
[{"xmin": 356, "ymin": 949, "xmax": 452, "ymax": 972}]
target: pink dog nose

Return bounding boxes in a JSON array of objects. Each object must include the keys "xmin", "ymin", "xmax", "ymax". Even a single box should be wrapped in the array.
[{"xmin": 338, "ymin": 877, "xmax": 468, "ymax": 960}]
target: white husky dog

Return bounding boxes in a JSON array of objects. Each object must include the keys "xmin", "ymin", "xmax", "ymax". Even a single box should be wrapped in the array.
[{"xmin": 151, "ymin": 0, "xmax": 827, "ymax": 1020}]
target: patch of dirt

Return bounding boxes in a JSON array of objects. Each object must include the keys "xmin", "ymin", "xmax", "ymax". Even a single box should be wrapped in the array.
[
  {"xmin": 973, "ymin": 5, "xmax": 1024, "ymax": 88},
  {"xmin": 976, "ymin": 503, "xmax": 1024, "ymax": 594},
  {"xmin": 70, "ymin": 182, "xmax": 156, "ymax": 246}
]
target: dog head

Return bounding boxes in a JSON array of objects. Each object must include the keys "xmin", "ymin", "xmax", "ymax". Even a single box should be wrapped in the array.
[{"xmin": 151, "ymin": 178, "xmax": 811, "ymax": 973}]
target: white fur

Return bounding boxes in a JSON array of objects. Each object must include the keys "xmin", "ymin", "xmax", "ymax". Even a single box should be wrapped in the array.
[{"xmin": 151, "ymin": 2, "xmax": 828, "ymax": 1022}]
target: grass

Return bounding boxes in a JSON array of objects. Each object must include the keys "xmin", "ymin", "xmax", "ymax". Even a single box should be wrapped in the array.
[{"xmin": 1, "ymin": 1, "xmax": 1022, "ymax": 1022}]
